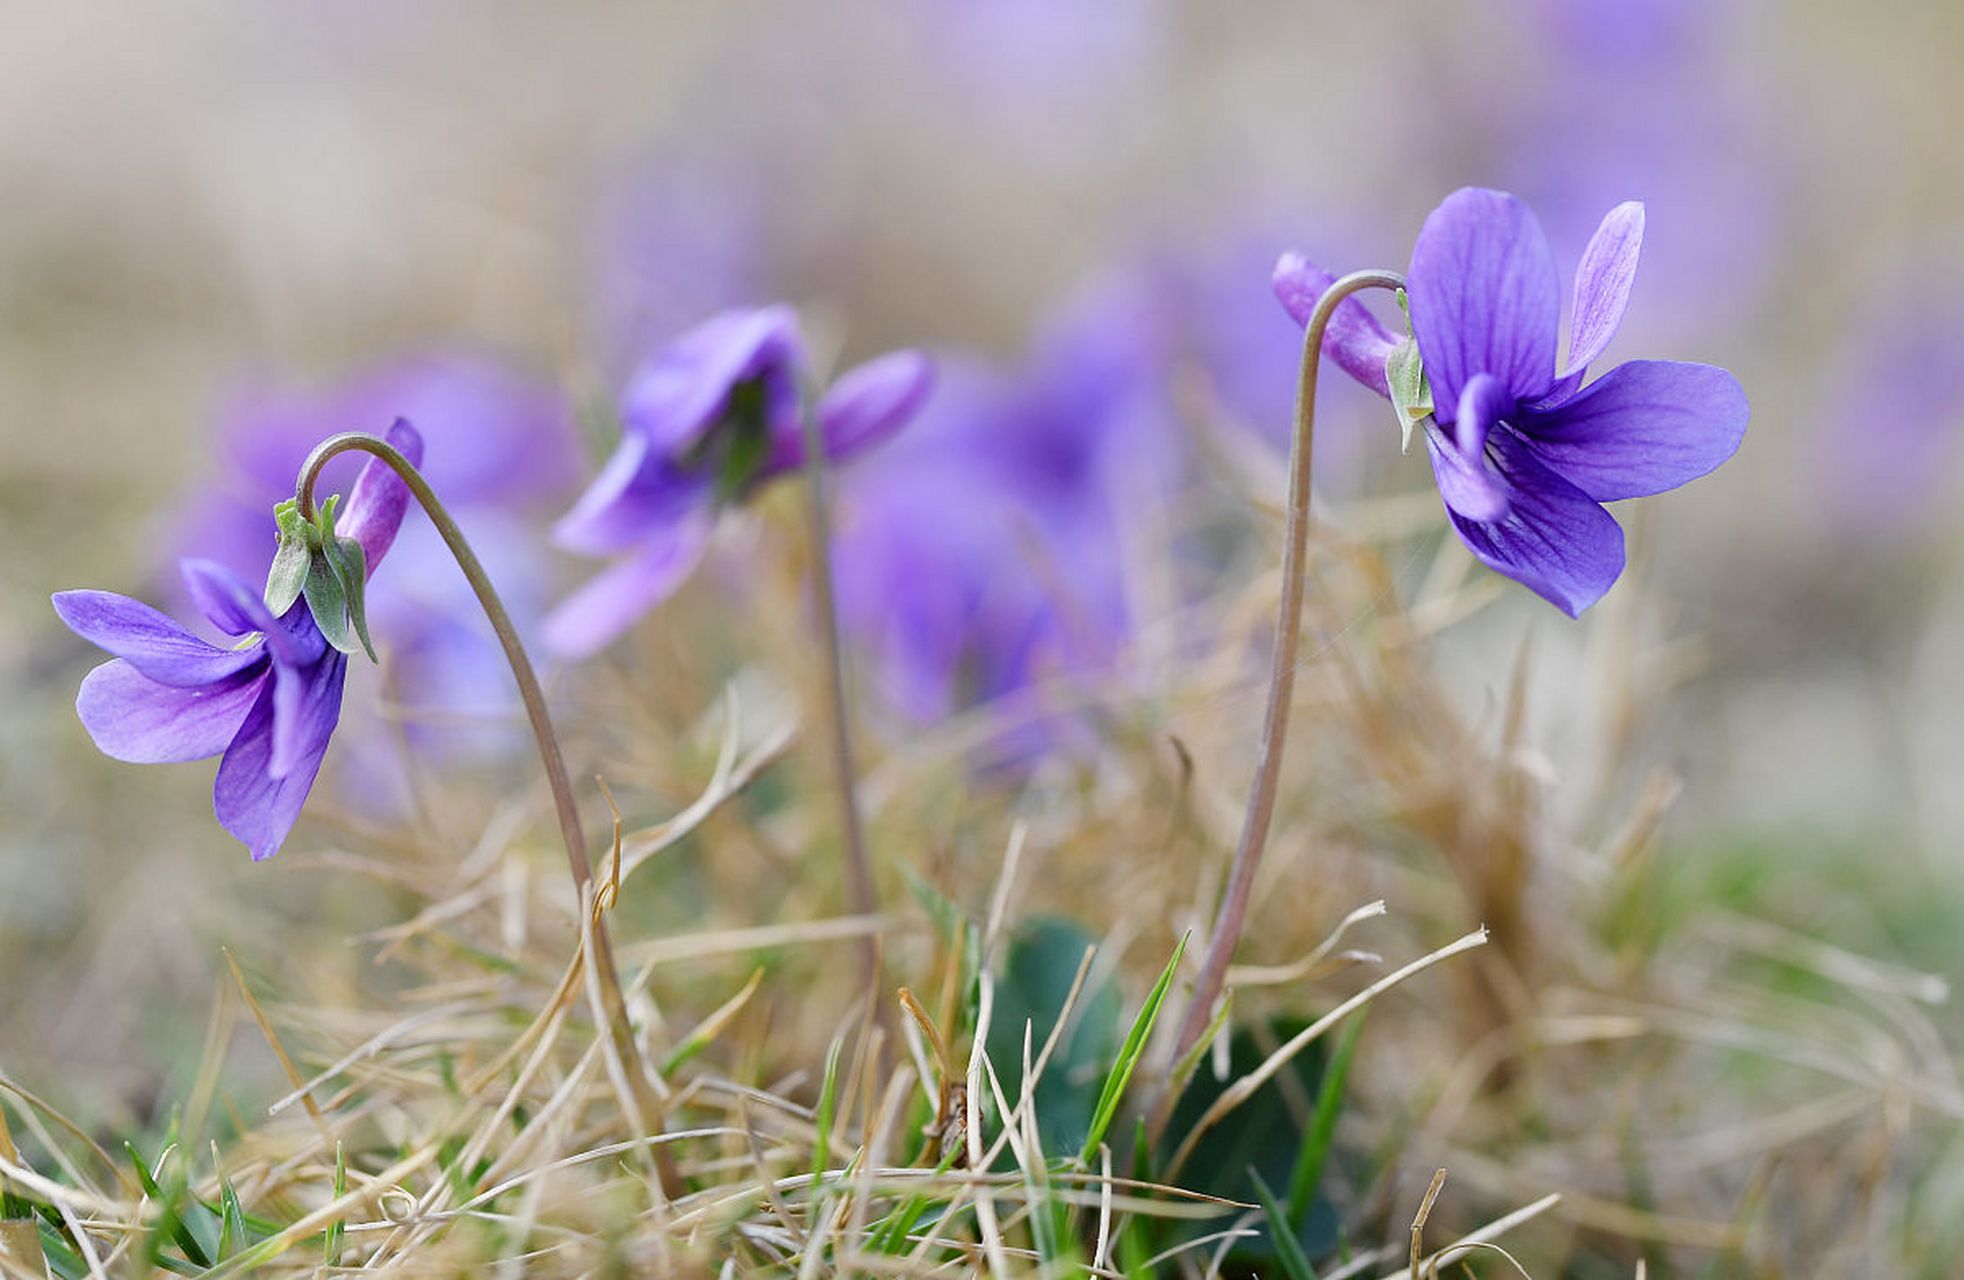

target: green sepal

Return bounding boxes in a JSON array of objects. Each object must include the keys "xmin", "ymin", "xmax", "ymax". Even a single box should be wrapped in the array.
[
  {"xmin": 1386, "ymin": 289, "xmax": 1432, "ymax": 453},
  {"xmin": 321, "ymin": 535, "xmax": 376, "ymax": 662},
  {"xmin": 1385, "ymin": 338, "xmax": 1432, "ymax": 454},
  {"xmin": 263, "ymin": 500, "xmax": 314, "ymax": 616},
  {"xmin": 286, "ymin": 493, "xmax": 378, "ymax": 662},
  {"xmin": 302, "ymin": 555, "xmax": 357, "ymax": 656},
  {"xmin": 712, "ymin": 378, "xmax": 773, "ymax": 505}
]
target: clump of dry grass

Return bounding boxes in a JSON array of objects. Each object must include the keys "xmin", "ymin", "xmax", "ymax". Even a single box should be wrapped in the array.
[{"xmin": 2, "ymin": 490, "xmax": 1958, "ymax": 1277}]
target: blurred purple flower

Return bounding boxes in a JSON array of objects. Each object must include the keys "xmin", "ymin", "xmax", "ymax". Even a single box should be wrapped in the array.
[
  {"xmin": 835, "ymin": 279, "xmax": 1178, "ymax": 745},
  {"xmin": 55, "ymin": 423, "xmax": 422, "ymax": 861},
  {"xmin": 1817, "ymin": 287, "xmax": 1964, "ymax": 537},
  {"xmin": 1480, "ymin": 0, "xmax": 1784, "ymax": 343},
  {"xmin": 166, "ymin": 352, "xmax": 574, "ymax": 754},
  {"xmin": 896, "ymin": 0, "xmax": 1166, "ymax": 103},
  {"xmin": 546, "ymin": 305, "xmax": 933, "ymax": 658},
  {"xmin": 1276, "ymin": 187, "xmax": 1748, "ymax": 615}
]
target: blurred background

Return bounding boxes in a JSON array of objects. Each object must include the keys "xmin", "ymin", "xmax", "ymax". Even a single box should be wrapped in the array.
[{"xmin": 3, "ymin": 0, "xmax": 1963, "ymax": 1264}]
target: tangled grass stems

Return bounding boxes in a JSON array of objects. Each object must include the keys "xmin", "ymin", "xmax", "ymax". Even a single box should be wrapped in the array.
[{"xmin": 10, "ymin": 458, "xmax": 1961, "ymax": 1274}]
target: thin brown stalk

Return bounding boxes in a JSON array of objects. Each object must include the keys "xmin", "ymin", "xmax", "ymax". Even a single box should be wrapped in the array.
[
  {"xmin": 798, "ymin": 399, "xmax": 882, "ymax": 997},
  {"xmin": 296, "ymin": 432, "xmax": 663, "ymax": 1168},
  {"xmin": 1166, "ymin": 269, "xmax": 1408, "ymax": 1076}
]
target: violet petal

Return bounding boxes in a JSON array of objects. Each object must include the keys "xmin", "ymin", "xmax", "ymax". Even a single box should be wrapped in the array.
[
  {"xmin": 1445, "ymin": 431, "xmax": 1627, "ymax": 617},
  {"xmin": 541, "ymin": 515, "xmax": 713, "ymax": 660},
  {"xmin": 1562, "ymin": 201, "xmax": 1645, "ymax": 380},
  {"xmin": 75, "ymin": 660, "xmax": 265, "ymax": 763},
  {"xmin": 1424, "ymin": 374, "xmax": 1513, "ymax": 522},
  {"xmin": 1517, "ymin": 358, "xmax": 1748, "ymax": 502},
  {"xmin": 213, "ymin": 667, "xmax": 345, "ymax": 862},
  {"xmin": 618, "ymin": 305, "xmax": 802, "ymax": 456},
  {"xmin": 338, "ymin": 417, "xmax": 425, "ymax": 573},
  {"xmin": 269, "ymin": 646, "xmax": 349, "ymax": 781},
  {"xmin": 180, "ymin": 559, "xmax": 317, "ymax": 666},
  {"xmin": 1408, "ymin": 187, "xmax": 1561, "ymax": 414},
  {"xmin": 1271, "ymin": 252, "xmax": 1403, "ymax": 397},
  {"xmin": 52, "ymin": 589, "xmax": 263, "ymax": 688},
  {"xmin": 764, "ymin": 349, "xmax": 936, "ymax": 475}
]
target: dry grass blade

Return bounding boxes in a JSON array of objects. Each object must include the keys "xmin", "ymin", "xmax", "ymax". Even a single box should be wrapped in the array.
[
  {"xmin": 1377, "ymin": 1192, "xmax": 1561, "ymax": 1280},
  {"xmin": 1168, "ymin": 927, "xmax": 1490, "ymax": 1179}
]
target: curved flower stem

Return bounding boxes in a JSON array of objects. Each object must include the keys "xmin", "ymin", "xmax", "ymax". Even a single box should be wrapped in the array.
[
  {"xmin": 796, "ymin": 406, "xmax": 882, "ymax": 993},
  {"xmin": 296, "ymin": 433, "xmax": 663, "ymax": 1153},
  {"xmin": 1164, "ymin": 269, "xmax": 1407, "ymax": 1075}
]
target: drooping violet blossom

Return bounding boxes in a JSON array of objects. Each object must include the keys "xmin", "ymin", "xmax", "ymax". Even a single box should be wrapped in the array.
[
  {"xmin": 55, "ymin": 422, "xmax": 423, "ymax": 860},
  {"xmin": 544, "ymin": 305, "xmax": 933, "ymax": 659},
  {"xmin": 1275, "ymin": 187, "xmax": 1748, "ymax": 615},
  {"xmin": 165, "ymin": 353, "xmax": 572, "ymax": 763},
  {"xmin": 1161, "ymin": 229, "xmax": 1377, "ymax": 487},
  {"xmin": 834, "ymin": 278, "xmax": 1179, "ymax": 753}
]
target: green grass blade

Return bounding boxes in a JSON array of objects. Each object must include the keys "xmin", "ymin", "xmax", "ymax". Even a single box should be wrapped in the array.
[
  {"xmin": 31, "ymin": 1204, "xmax": 88, "ymax": 1280},
  {"xmin": 213, "ymin": 1142, "xmax": 246, "ymax": 1260},
  {"xmin": 1080, "ymin": 931, "xmax": 1188, "ymax": 1164},
  {"xmin": 1286, "ymin": 1012, "xmax": 1364, "ymax": 1224},
  {"xmin": 323, "ymin": 1142, "xmax": 346, "ymax": 1268},
  {"xmin": 810, "ymin": 1030, "xmax": 847, "ymax": 1180},
  {"xmin": 124, "ymin": 1141, "xmax": 211, "ymax": 1268},
  {"xmin": 1250, "ymin": 1167, "xmax": 1320, "ymax": 1280}
]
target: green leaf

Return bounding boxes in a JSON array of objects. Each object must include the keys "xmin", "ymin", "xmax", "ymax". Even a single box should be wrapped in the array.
[
  {"xmin": 987, "ymin": 917, "xmax": 1122, "ymax": 1159},
  {"xmin": 1080, "ymin": 930, "xmax": 1188, "ymax": 1164},
  {"xmin": 36, "ymin": 1217, "xmax": 90, "ymax": 1280},
  {"xmin": 1251, "ymin": 1168, "xmax": 1321, "ymax": 1280},
  {"xmin": 1287, "ymin": 1013, "xmax": 1363, "ymax": 1224},
  {"xmin": 1161, "ymin": 1020, "xmax": 1343, "ymax": 1266}
]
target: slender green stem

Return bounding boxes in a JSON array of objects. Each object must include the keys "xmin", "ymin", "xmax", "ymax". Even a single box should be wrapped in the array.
[
  {"xmin": 295, "ymin": 433, "xmax": 660, "ymax": 1139},
  {"xmin": 796, "ymin": 406, "xmax": 881, "ymax": 989},
  {"xmin": 1164, "ymin": 269, "xmax": 1407, "ymax": 1072}
]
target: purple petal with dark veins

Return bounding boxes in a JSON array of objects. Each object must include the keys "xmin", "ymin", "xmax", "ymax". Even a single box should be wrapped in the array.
[
  {"xmin": 1424, "ymin": 374, "xmax": 1513, "ymax": 522},
  {"xmin": 1563, "ymin": 201, "xmax": 1644, "ymax": 377},
  {"xmin": 1408, "ymin": 188, "xmax": 1561, "ymax": 414},
  {"xmin": 74, "ymin": 660, "xmax": 265, "ymax": 763},
  {"xmin": 213, "ymin": 665, "xmax": 345, "ymax": 861},
  {"xmin": 338, "ymin": 417, "xmax": 425, "ymax": 574},
  {"xmin": 52, "ymin": 590, "xmax": 264, "ymax": 688},
  {"xmin": 1516, "ymin": 359, "xmax": 1748, "ymax": 502},
  {"xmin": 269, "ymin": 644, "xmax": 350, "ymax": 780},
  {"xmin": 1445, "ymin": 431, "xmax": 1626, "ymax": 617},
  {"xmin": 1271, "ymin": 252, "xmax": 1403, "ymax": 397},
  {"xmin": 180, "ymin": 559, "xmax": 318, "ymax": 666}
]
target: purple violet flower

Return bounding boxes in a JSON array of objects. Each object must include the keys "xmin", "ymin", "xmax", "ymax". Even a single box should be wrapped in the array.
[
  {"xmin": 164, "ymin": 353, "xmax": 572, "ymax": 772},
  {"xmin": 1274, "ymin": 187, "xmax": 1749, "ymax": 615},
  {"xmin": 544, "ymin": 304, "xmax": 933, "ymax": 658},
  {"xmin": 834, "ymin": 278, "xmax": 1179, "ymax": 752},
  {"xmin": 54, "ymin": 422, "xmax": 423, "ymax": 860}
]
